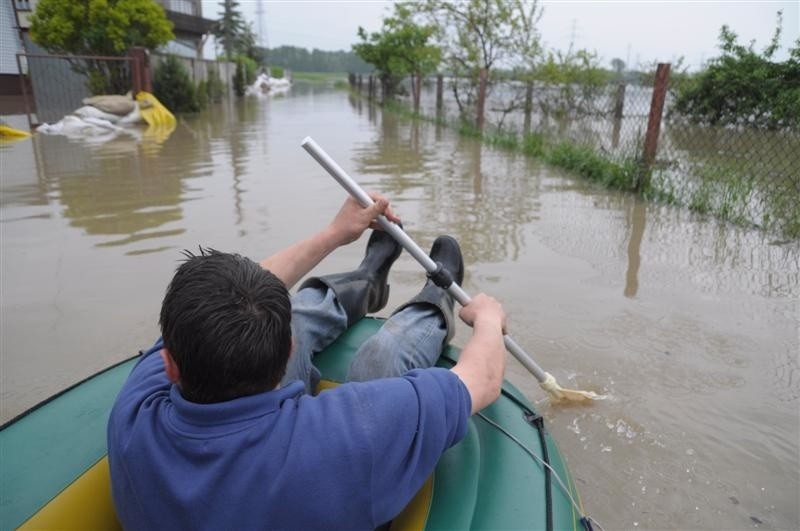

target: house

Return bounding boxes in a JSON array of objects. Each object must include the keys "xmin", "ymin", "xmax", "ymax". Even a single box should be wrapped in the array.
[
  {"xmin": 11, "ymin": 0, "xmax": 214, "ymax": 58},
  {"xmin": 156, "ymin": 0, "xmax": 216, "ymax": 58},
  {"xmin": 0, "ymin": 1, "xmax": 24, "ymax": 95}
]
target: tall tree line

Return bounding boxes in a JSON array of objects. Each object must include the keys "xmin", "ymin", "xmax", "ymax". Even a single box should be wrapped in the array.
[{"xmin": 266, "ymin": 46, "xmax": 372, "ymax": 73}]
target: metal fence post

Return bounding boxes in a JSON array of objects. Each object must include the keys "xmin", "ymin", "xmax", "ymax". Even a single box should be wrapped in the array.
[
  {"xmin": 16, "ymin": 53, "xmax": 34, "ymax": 129},
  {"xmin": 612, "ymin": 82, "xmax": 626, "ymax": 148},
  {"xmin": 640, "ymin": 63, "xmax": 671, "ymax": 190},
  {"xmin": 436, "ymin": 74, "xmax": 443, "ymax": 112},
  {"xmin": 129, "ymin": 47, "xmax": 152, "ymax": 94}
]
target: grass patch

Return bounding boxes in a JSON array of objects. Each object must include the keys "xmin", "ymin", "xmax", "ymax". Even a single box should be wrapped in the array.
[
  {"xmin": 546, "ymin": 141, "xmax": 638, "ymax": 190},
  {"xmin": 485, "ymin": 129, "xmax": 519, "ymax": 150},
  {"xmin": 522, "ymin": 133, "xmax": 546, "ymax": 158}
]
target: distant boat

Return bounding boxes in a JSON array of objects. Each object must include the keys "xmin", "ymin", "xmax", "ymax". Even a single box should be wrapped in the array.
[{"xmin": 0, "ymin": 318, "xmax": 586, "ymax": 530}]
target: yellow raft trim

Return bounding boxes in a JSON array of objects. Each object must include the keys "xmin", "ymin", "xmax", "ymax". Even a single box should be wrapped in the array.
[
  {"xmin": 21, "ymin": 381, "xmax": 432, "ymax": 531},
  {"xmin": 20, "ymin": 457, "xmax": 122, "ymax": 531}
]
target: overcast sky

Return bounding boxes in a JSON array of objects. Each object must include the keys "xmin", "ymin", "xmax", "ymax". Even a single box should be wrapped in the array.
[{"xmin": 202, "ymin": 1, "xmax": 799, "ymax": 70}]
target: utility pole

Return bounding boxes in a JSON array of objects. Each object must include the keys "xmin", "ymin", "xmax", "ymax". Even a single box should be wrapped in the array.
[
  {"xmin": 568, "ymin": 19, "xmax": 578, "ymax": 53},
  {"xmin": 256, "ymin": 0, "xmax": 267, "ymax": 49}
]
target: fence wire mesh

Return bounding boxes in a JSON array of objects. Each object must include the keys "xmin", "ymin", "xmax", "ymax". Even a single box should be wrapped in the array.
[
  {"xmin": 18, "ymin": 53, "xmax": 133, "ymax": 125},
  {"xmin": 379, "ymin": 71, "xmax": 799, "ymax": 239}
]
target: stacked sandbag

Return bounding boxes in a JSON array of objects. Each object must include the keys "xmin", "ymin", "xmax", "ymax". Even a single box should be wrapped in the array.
[{"xmin": 82, "ymin": 95, "xmax": 137, "ymax": 116}]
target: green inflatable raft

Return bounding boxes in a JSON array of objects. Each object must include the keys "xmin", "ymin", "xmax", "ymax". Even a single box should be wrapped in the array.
[{"xmin": 0, "ymin": 318, "xmax": 588, "ymax": 530}]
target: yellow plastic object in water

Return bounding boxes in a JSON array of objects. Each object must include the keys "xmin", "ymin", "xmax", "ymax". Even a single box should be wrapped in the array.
[
  {"xmin": 135, "ymin": 92, "xmax": 176, "ymax": 127},
  {"xmin": 0, "ymin": 124, "xmax": 31, "ymax": 141}
]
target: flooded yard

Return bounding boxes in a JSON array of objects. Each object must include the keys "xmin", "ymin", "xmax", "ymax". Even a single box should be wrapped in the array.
[{"xmin": 1, "ymin": 84, "xmax": 798, "ymax": 529}]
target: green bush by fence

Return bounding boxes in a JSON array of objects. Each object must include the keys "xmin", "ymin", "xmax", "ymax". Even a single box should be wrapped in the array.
[{"xmin": 153, "ymin": 54, "xmax": 200, "ymax": 113}]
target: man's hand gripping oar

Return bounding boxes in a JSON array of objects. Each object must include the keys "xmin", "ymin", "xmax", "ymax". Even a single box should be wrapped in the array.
[{"xmin": 300, "ymin": 136, "xmax": 604, "ymax": 404}]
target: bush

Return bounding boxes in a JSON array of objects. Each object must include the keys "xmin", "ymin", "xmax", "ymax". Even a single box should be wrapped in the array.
[
  {"xmin": 270, "ymin": 66, "xmax": 284, "ymax": 79},
  {"xmin": 672, "ymin": 12, "xmax": 799, "ymax": 130},
  {"xmin": 153, "ymin": 55, "xmax": 200, "ymax": 113},
  {"xmin": 196, "ymin": 80, "xmax": 209, "ymax": 110},
  {"xmin": 206, "ymin": 66, "xmax": 226, "ymax": 102}
]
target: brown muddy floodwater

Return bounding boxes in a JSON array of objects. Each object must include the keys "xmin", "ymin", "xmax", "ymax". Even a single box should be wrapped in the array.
[{"xmin": 1, "ymin": 85, "xmax": 798, "ymax": 530}]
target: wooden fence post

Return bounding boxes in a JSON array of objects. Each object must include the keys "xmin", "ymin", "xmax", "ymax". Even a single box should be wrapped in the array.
[
  {"xmin": 640, "ymin": 63, "xmax": 670, "ymax": 190},
  {"xmin": 476, "ymin": 68, "xmax": 488, "ymax": 130},
  {"xmin": 523, "ymin": 80, "xmax": 533, "ymax": 134},
  {"xmin": 612, "ymin": 82, "xmax": 626, "ymax": 148},
  {"xmin": 436, "ymin": 74, "xmax": 443, "ymax": 112}
]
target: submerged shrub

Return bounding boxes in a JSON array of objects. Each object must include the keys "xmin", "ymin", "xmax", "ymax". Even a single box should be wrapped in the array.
[
  {"xmin": 206, "ymin": 66, "xmax": 226, "ymax": 103},
  {"xmin": 153, "ymin": 54, "xmax": 200, "ymax": 113}
]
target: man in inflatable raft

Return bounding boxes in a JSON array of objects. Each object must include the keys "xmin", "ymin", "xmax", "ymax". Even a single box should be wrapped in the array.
[{"xmin": 108, "ymin": 193, "xmax": 507, "ymax": 530}]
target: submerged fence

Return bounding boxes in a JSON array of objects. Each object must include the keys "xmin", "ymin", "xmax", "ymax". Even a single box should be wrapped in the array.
[
  {"xmin": 16, "ymin": 49, "xmax": 235, "ymax": 127},
  {"xmin": 16, "ymin": 53, "xmax": 134, "ymax": 124},
  {"xmin": 352, "ymin": 68, "xmax": 800, "ymax": 238},
  {"xmin": 150, "ymin": 53, "xmax": 235, "ymax": 99}
]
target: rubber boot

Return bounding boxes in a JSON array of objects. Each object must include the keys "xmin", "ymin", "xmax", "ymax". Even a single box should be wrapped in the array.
[
  {"xmin": 392, "ymin": 235, "xmax": 464, "ymax": 345},
  {"xmin": 298, "ymin": 229, "xmax": 402, "ymax": 326}
]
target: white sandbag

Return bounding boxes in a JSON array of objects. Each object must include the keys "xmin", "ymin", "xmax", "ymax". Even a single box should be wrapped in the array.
[
  {"xmin": 81, "ymin": 116, "xmax": 124, "ymax": 133},
  {"xmin": 37, "ymin": 121, "xmax": 64, "ymax": 134},
  {"xmin": 117, "ymin": 103, "xmax": 143, "ymax": 125},
  {"xmin": 73, "ymin": 105, "xmax": 121, "ymax": 123}
]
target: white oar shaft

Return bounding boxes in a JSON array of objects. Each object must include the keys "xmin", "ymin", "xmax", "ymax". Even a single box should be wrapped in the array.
[{"xmin": 301, "ymin": 136, "xmax": 550, "ymax": 384}]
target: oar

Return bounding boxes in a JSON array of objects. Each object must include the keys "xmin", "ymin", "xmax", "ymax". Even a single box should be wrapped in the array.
[{"xmin": 301, "ymin": 136, "xmax": 601, "ymax": 403}]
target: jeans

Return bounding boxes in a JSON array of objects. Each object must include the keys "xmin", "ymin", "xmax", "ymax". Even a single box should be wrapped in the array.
[{"xmin": 282, "ymin": 286, "xmax": 447, "ymax": 394}]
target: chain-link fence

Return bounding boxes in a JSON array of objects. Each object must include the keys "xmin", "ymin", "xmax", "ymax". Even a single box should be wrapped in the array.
[
  {"xmin": 658, "ymin": 74, "xmax": 799, "ymax": 239},
  {"xmin": 17, "ymin": 53, "xmax": 134, "ymax": 125},
  {"xmin": 358, "ymin": 68, "xmax": 799, "ymax": 239}
]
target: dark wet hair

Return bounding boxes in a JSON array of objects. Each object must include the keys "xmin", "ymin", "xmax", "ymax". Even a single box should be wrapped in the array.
[{"xmin": 159, "ymin": 248, "xmax": 292, "ymax": 403}]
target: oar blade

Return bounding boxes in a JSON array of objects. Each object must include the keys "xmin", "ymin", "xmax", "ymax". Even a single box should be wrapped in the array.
[{"xmin": 540, "ymin": 373, "xmax": 605, "ymax": 403}]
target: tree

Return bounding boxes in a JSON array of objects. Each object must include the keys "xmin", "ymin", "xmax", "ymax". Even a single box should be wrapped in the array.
[
  {"xmin": 673, "ymin": 11, "xmax": 799, "ymax": 130},
  {"xmin": 29, "ymin": 0, "xmax": 173, "ymax": 94},
  {"xmin": 265, "ymin": 46, "xmax": 371, "ymax": 73},
  {"xmin": 238, "ymin": 22, "xmax": 266, "ymax": 65},
  {"xmin": 533, "ymin": 48, "xmax": 611, "ymax": 118},
  {"xmin": 214, "ymin": 0, "xmax": 246, "ymax": 59},
  {"xmin": 353, "ymin": 3, "xmax": 440, "ymax": 108},
  {"xmin": 420, "ymin": 0, "xmax": 541, "ymax": 129}
]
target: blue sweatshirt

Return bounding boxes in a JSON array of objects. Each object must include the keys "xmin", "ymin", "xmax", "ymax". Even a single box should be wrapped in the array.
[{"xmin": 107, "ymin": 339, "xmax": 471, "ymax": 530}]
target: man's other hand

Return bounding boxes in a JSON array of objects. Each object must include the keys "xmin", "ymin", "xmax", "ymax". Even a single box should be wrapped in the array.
[{"xmin": 329, "ymin": 192, "xmax": 401, "ymax": 246}]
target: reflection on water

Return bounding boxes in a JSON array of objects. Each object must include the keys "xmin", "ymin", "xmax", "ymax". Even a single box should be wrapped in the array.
[
  {"xmin": 1, "ymin": 84, "xmax": 798, "ymax": 530},
  {"xmin": 624, "ymin": 199, "xmax": 646, "ymax": 298},
  {"xmin": 350, "ymin": 99, "xmax": 541, "ymax": 265}
]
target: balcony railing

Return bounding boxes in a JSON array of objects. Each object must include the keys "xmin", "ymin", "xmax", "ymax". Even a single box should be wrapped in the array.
[{"xmin": 158, "ymin": 0, "xmax": 200, "ymax": 17}]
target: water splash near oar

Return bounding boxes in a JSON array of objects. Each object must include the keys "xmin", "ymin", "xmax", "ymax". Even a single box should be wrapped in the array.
[
  {"xmin": 301, "ymin": 136, "xmax": 604, "ymax": 404},
  {"xmin": 540, "ymin": 373, "xmax": 605, "ymax": 403}
]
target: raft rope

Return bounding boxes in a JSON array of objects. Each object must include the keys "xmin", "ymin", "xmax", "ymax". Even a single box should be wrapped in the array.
[{"xmin": 475, "ymin": 409, "xmax": 606, "ymax": 531}]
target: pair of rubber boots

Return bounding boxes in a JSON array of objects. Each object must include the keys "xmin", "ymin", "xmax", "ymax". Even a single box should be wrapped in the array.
[{"xmin": 299, "ymin": 230, "xmax": 463, "ymax": 344}]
